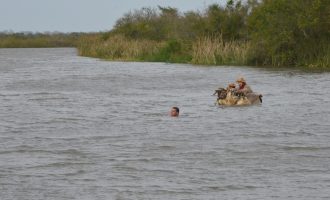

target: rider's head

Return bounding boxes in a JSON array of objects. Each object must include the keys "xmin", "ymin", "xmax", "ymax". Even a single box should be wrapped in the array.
[{"xmin": 236, "ymin": 77, "xmax": 246, "ymax": 88}]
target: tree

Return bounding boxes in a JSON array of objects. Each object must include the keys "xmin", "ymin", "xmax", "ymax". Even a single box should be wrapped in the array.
[{"xmin": 247, "ymin": 0, "xmax": 330, "ymax": 66}]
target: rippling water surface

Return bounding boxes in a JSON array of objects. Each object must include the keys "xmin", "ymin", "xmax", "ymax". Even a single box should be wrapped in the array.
[{"xmin": 1, "ymin": 48, "xmax": 330, "ymax": 199}]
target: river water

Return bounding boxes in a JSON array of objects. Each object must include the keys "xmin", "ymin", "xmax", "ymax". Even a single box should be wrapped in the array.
[{"xmin": 0, "ymin": 48, "xmax": 329, "ymax": 200}]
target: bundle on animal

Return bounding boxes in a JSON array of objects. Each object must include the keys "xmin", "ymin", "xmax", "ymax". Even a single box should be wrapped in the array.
[{"xmin": 213, "ymin": 88, "xmax": 262, "ymax": 106}]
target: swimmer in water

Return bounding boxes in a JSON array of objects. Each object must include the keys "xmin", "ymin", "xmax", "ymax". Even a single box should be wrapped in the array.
[{"xmin": 170, "ymin": 107, "xmax": 179, "ymax": 117}]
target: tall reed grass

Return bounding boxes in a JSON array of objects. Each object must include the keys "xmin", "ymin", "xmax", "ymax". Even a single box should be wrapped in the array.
[
  {"xmin": 77, "ymin": 35, "xmax": 164, "ymax": 61},
  {"xmin": 77, "ymin": 34, "xmax": 329, "ymax": 69},
  {"xmin": 299, "ymin": 41, "xmax": 330, "ymax": 69},
  {"xmin": 191, "ymin": 36, "xmax": 250, "ymax": 65}
]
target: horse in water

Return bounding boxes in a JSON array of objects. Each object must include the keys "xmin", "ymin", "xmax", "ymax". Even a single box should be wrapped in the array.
[{"xmin": 214, "ymin": 88, "xmax": 262, "ymax": 106}]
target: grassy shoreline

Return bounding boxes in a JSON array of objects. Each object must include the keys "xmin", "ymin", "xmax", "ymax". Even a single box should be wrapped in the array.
[
  {"xmin": 76, "ymin": 34, "xmax": 330, "ymax": 71},
  {"xmin": 75, "ymin": 0, "xmax": 330, "ymax": 70},
  {"xmin": 1, "ymin": 33, "xmax": 328, "ymax": 71},
  {"xmin": 0, "ymin": 32, "xmax": 81, "ymax": 48}
]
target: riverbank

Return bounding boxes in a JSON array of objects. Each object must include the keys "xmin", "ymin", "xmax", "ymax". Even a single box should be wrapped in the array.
[
  {"xmin": 77, "ymin": 35, "xmax": 250, "ymax": 66},
  {"xmin": 77, "ymin": 34, "xmax": 330, "ymax": 71},
  {"xmin": 1, "ymin": 32, "xmax": 328, "ymax": 70},
  {"xmin": 0, "ymin": 32, "xmax": 81, "ymax": 48},
  {"xmin": 76, "ymin": 0, "xmax": 329, "ymax": 70},
  {"xmin": 2, "ymin": 0, "xmax": 329, "ymax": 70}
]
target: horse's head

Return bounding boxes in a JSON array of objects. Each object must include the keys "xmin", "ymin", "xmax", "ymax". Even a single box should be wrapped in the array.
[{"xmin": 214, "ymin": 88, "xmax": 227, "ymax": 99}]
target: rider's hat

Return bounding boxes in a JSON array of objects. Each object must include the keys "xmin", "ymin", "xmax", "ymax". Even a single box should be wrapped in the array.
[{"xmin": 236, "ymin": 77, "xmax": 246, "ymax": 83}]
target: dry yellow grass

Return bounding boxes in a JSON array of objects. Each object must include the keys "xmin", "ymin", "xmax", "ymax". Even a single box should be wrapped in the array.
[
  {"xmin": 78, "ymin": 35, "xmax": 164, "ymax": 60},
  {"xmin": 191, "ymin": 36, "xmax": 250, "ymax": 65}
]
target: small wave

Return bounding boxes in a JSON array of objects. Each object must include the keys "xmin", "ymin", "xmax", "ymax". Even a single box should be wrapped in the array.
[
  {"xmin": 112, "ymin": 165, "xmax": 140, "ymax": 171},
  {"xmin": 30, "ymin": 161, "xmax": 93, "ymax": 169},
  {"xmin": 52, "ymin": 117, "xmax": 84, "ymax": 121},
  {"xmin": 149, "ymin": 169, "xmax": 177, "ymax": 174},
  {"xmin": 28, "ymin": 97, "xmax": 69, "ymax": 101},
  {"xmin": 108, "ymin": 158, "xmax": 152, "ymax": 163},
  {"xmin": 200, "ymin": 184, "xmax": 258, "ymax": 191},
  {"xmin": 0, "ymin": 147, "xmax": 87, "ymax": 157},
  {"xmin": 56, "ymin": 149, "xmax": 86, "ymax": 155},
  {"xmin": 0, "ymin": 93, "xmax": 21, "ymax": 97},
  {"xmin": 224, "ymin": 184, "xmax": 258, "ymax": 190},
  {"xmin": 25, "ymin": 92, "xmax": 60, "ymax": 96},
  {"xmin": 158, "ymin": 145, "xmax": 176, "ymax": 150},
  {"xmin": 279, "ymin": 146, "xmax": 330, "ymax": 151},
  {"xmin": 60, "ymin": 170, "xmax": 87, "ymax": 176},
  {"xmin": 40, "ymin": 117, "xmax": 90, "ymax": 125},
  {"xmin": 0, "ymin": 149, "xmax": 54, "ymax": 155},
  {"xmin": 0, "ymin": 144, "xmax": 34, "ymax": 154}
]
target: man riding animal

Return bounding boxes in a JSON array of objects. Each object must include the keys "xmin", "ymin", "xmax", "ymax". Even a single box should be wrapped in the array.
[
  {"xmin": 236, "ymin": 77, "xmax": 253, "ymax": 95},
  {"xmin": 214, "ymin": 76, "xmax": 262, "ymax": 106}
]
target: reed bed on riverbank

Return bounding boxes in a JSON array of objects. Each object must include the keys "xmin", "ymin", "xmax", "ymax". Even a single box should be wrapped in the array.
[
  {"xmin": 77, "ymin": 34, "xmax": 329, "ymax": 70},
  {"xmin": 191, "ymin": 36, "xmax": 250, "ymax": 66},
  {"xmin": 300, "ymin": 42, "xmax": 330, "ymax": 69},
  {"xmin": 77, "ymin": 35, "xmax": 163, "ymax": 60}
]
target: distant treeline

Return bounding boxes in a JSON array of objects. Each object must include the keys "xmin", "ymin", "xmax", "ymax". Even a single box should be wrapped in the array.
[
  {"xmin": 77, "ymin": 0, "xmax": 330, "ymax": 69},
  {"xmin": 0, "ymin": 32, "xmax": 83, "ymax": 48}
]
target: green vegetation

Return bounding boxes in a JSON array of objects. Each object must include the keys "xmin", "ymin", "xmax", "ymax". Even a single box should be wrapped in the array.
[
  {"xmin": 77, "ymin": 0, "xmax": 330, "ymax": 69},
  {"xmin": 2, "ymin": 0, "xmax": 329, "ymax": 69},
  {"xmin": 77, "ymin": 2, "xmax": 255, "ymax": 65},
  {"xmin": 247, "ymin": 0, "xmax": 330, "ymax": 68},
  {"xmin": 0, "ymin": 32, "xmax": 81, "ymax": 48}
]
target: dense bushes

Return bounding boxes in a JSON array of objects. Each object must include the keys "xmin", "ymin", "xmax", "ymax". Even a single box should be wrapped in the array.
[
  {"xmin": 247, "ymin": 0, "xmax": 330, "ymax": 68},
  {"xmin": 78, "ymin": 0, "xmax": 329, "ymax": 68}
]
